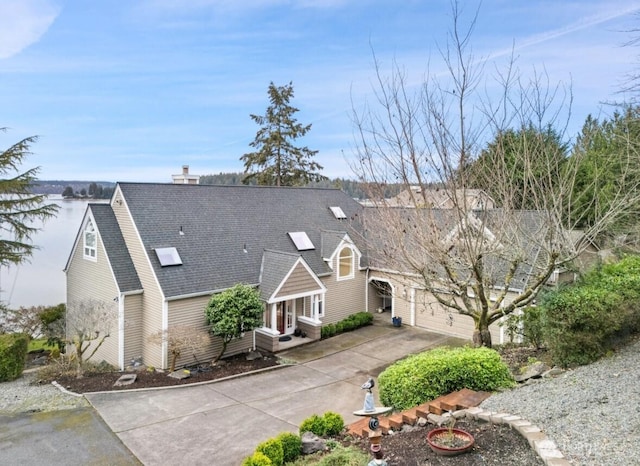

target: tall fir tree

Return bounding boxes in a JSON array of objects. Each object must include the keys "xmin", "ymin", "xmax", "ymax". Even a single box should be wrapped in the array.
[
  {"xmin": 0, "ymin": 129, "xmax": 58, "ymax": 268},
  {"xmin": 241, "ymin": 82, "xmax": 326, "ymax": 186}
]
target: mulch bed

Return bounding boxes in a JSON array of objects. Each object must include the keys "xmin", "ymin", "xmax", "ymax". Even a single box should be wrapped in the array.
[
  {"xmin": 35, "ymin": 352, "xmax": 281, "ymax": 394},
  {"xmin": 342, "ymin": 419, "xmax": 544, "ymax": 465}
]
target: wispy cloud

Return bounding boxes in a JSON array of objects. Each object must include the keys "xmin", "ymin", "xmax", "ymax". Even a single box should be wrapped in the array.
[
  {"xmin": 487, "ymin": 2, "xmax": 640, "ymax": 61},
  {"xmin": 0, "ymin": 0, "xmax": 60, "ymax": 59}
]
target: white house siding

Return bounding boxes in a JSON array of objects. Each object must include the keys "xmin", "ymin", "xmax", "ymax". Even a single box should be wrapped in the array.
[
  {"xmin": 112, "ymin": 191, "xmax": 165, "ymax": 369},
  {"xmin": 167, "ymin": 295, "xmax": 254, "ymax": 369},
  {"xmin": 65, "ymin": 222, "xmax": 121, "ymax": 368},
  {"xmin": 123, "ymin": 294, "xmax": 144, "ymax": 367},
  {"xmin": 320, "ymin": 268, "xmax": 368, "ymax": 325}
]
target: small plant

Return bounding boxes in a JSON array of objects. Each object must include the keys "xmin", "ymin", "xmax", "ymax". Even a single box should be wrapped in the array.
[
  {"xmin": 299, "ymin": 414, "xmax": 325, "ymax": 436},
  {"xmin": 275, "ymin": 432, "xmax": 301, "ymax": 463},
  {"xmin": 255, "ymin": 438, "xmax": 283, "ymax": 466},
  {"xmin": 241, "ymin": 451, "xmax": 272, "ymax": 466},
  {"xmin": 322, "ymin": 411, "xmax": 344, "ymax": 436}
]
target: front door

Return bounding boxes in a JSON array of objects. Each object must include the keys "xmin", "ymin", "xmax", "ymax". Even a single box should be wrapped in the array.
[{"xmin": 277, "ymin": 300, "xmax": 296, "ymax": 335}]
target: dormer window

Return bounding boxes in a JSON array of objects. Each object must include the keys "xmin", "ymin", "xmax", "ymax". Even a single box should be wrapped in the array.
[
  {"xmin": 337, "ymin": 246, "xmax": 354, "ymax": 280},
  {"xmin": 84, "ymin": 220, "xmax": 97, "ymax": 261}
]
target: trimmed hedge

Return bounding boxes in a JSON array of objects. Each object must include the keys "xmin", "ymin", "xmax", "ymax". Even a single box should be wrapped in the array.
[
  {"xmin": 321, "ymin": 312, "xmax": 373, "ymax": 339},
  {"xmin": 378, "ymin": 346, "xmax": 515, "ymax": 410},
  {"xmin": 0, "ymin": 333, "xmax": 29, "ymax": 382}
]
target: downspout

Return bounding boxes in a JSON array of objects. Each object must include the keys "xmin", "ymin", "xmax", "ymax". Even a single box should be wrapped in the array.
[
  {"xmin": 118, "ymin": 294, "xmax": 125, "ymax": 370},
  {"xmin": 161, "ymin": 300, "xmax": 168, "ymax": 369},
  {"xmin": 365, "ymin": 268, "xmax": 369, "ymax": 313},
  {"xmin": 410, "ymin": 288, "xmax": 416, "ymax": 326}
]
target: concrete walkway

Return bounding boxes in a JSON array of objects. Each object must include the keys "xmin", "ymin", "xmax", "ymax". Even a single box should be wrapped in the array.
[{"xmin": 86, "ymin": 318, "xmax": 465, "ymax": 466}]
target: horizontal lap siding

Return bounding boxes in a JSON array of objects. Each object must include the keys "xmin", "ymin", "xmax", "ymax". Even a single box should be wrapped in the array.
[
  {"xmin": 123, "ymin": 294, "xmax": 143, "ymax": 366},
  {"xmin": 168, "ymin": 296, "xmax": 254, "ymax": 369},
  {"xmin": 275, "ymin": 263, "xmax": 320, "ymax": 298},
  {"xmin": 66, "ymin": 227, "xmax": 121, "ymax": 368},
  {"xmin": 113, "ymin": 191, "xmax": 164, "ymax": 368},
  {"xmin": 321, "ymin": 269, "xmax": 367, "ymax": 325},
  {"xmin": 373, "ymin": 271, "xmax": 503, "ymax": 343},
  {"xmin": 414, "ymin": 290, "xmax": 502, "ymax": 343}
]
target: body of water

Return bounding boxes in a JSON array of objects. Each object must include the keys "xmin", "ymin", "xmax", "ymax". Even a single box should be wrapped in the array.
[{"xmin": 0, "ymin": 196, "xmax": 105, "ymax": 309}]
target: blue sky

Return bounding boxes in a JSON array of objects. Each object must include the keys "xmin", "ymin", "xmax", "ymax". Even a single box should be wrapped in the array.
[{"xmin": 1, "ymin": 0, "xmax": 639, "ymax": 183}]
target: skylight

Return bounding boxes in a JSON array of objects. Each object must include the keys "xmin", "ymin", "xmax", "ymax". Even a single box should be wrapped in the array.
[
  {"xmin": 329, "ymin": 206, "xmax": 347, "ymax": 219},
  {"xmin": 155, "ymin": 247, "xmax": 183, "ymax": 266},
  {"xmin": 288, "ymin": 232, "xmax": 315, "ymax": 251}
]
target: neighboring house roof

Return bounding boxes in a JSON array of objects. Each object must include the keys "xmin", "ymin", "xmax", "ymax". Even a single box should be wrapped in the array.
[
  {"xmin": 88, "ymin": 203, "xmax": 143, "ymax": 293},
  {"xmin": 363, "ymin": 186, "xmax": 495, "ymax": 209},
  {"xmin": 113, "ymin": 183, "xmax": 365, "ymax": 299},
  {"xmin": 362, "ymin": 206, "xmax": 555, "ymax": 293}
]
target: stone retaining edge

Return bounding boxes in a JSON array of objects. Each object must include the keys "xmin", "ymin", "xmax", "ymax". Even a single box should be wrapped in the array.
[{"xmin": 463, "ymin": 407, "xmax": 571, "ymax": 466}]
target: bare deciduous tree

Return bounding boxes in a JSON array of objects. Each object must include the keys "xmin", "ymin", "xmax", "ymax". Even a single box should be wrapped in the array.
[
  {"xmin": 148, "ymin": 325, "xmax": 210, "ymax": 372},
  {"xmin": 352, "ymin": 2, "xmax": 640, "ymax": 347},
  {"xmin": 65, "ymin": 299, "xmax": 116, "ymax": 377}
]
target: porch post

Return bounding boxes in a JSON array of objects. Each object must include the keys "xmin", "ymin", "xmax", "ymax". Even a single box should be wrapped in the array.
[{"xmin": 270, "ymin": 302, "xmax": 277, "ymax": 332}]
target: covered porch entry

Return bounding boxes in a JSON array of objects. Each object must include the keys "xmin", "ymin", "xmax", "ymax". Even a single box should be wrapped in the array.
[{"xmin": 255, "ymin": 251, "xmax": 327, "ymax": 352}]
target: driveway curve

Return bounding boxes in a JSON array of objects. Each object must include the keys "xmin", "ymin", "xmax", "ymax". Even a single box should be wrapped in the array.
[{"xmin": 86, "ymin": 322, "xmax": 464, "ymax": 465}]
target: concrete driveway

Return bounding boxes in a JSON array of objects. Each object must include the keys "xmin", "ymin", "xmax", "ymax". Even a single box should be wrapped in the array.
[
  {"xmin": 0, "ymin": 408, "xmax": 140, "ymax": 466},
  {"xmin": 85, "ymin": 321, "xmax": 464, "ymax": 466}
]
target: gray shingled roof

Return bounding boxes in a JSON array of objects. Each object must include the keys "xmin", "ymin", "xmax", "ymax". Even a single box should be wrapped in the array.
[
  {"xmin": 89, "ymin": 203, "xmax": 143, "ymax": 293},
  {"xmin": 362, "ymin": 206, "xmax": 553, "ymax": 292},
  {"xmin": 117, "ymin": 183, "xmax": 365, "ymax": 299}
]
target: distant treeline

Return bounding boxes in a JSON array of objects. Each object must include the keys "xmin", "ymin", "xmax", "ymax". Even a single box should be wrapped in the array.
[
  {"xmin": 199, "ymin": 172, "xmax": 404, "ymax": 199},
  {"xmin": 34, "ymin": 174, "xmax": 407, "ymax": 200},
  {"xmin": 34, "ymin": 180, "xmax": 116, "ymax": 197},
  {"xmin": 62, "ymin": 182, "xmax": 114, "ymax": 199}
]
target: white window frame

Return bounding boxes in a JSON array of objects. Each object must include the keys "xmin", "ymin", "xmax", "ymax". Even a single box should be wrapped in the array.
[
  {"xmin": 83, "ymin": 220, "xmax": 97, "ymax": 261},
  {"xmin": 312, "ymin": 293, "xmax": 324, "ymax": 319},
  {"xmin": 337, "ymin": 246, "xmax": 354, "ymax": 280}
]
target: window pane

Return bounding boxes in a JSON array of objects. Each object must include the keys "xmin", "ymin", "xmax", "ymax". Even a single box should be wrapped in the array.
[{"xmin": 339, "ymin": 247, "xmax": 353, "ymax": 277}]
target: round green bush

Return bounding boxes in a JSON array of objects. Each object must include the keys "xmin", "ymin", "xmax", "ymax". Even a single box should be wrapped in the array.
[
  {"xmin": 299, "ymin": 414, "xmax": 325, "ymax": 436},
  {"xmin": 242, "ymin": 451, "xmax": 272, "ymax": 466},
  {"xmin": 322, "ymin": 411, "xmax": 344, "ymax": 436},
  {"xmin": 378, "ymin": 346, "xmax": 515, "ymax": 410},
  {"xmin": 255, "ymin": 438, "xmax": 283, "ymax": 466},
  {"xmin": 275, "ymin": 432, "xmax": 301, "ymax": 463}
]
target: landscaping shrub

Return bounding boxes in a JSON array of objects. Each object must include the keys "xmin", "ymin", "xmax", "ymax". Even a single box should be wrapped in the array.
[
  {"xmin": 320, "ymin": 312, "xmax": 372, "ymax": 340},
  {"xmin": 298, "ymin": 412, "xmax": 345, "ymax": 437},
  {"xmin": 242, "ymin": 451, "xmax": 272, "ymax": 466},
  {"xmin": 320, "ymin": 324, "xmax": 336, "ymax": 339},
  {"xmin": 322, "ymin": 412, "xmax": 344, "ymax": 436},
  {"xmin": 0, "ymin": 333, "xmax": 29, "ymax": 382},
  {"xmin": 299, "ymin": 414, "xmax": 325, "ymax": 436},
  {"xmin": 275, "ymin": 432, "xmax": 301, "ymax": 463},
  {"xmin": 539, "ymin": 255, "xmax": 640, "ymax": 367},
  {"xmin": 255, "ymin": 438, "xmax": 283, "ymax": 466},
  {"xmin": 377, "ymin": 346, "xmax": 515, "ymax": 410},
  {"xmin": 502, "ymin": 306, "xmax": 546, "ymax": 348}
]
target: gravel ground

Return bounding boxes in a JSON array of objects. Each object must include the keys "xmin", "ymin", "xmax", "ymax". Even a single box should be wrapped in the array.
[
  {"xmin": 0, "ymin": 369, "xmax": 89, "ymax": 415},
  {"xmin": 481, "ymin": 336, "xmax": 640, "ymax": 466}
]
